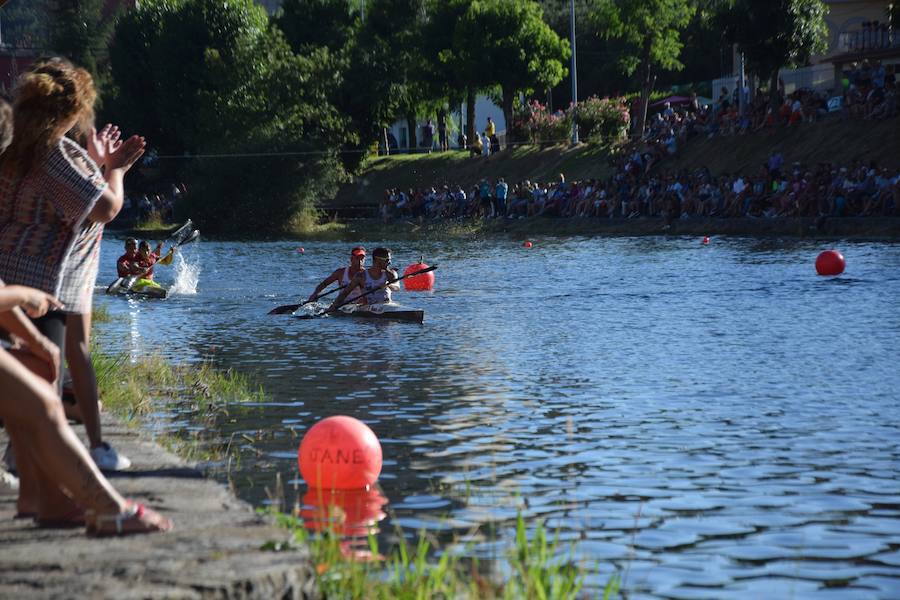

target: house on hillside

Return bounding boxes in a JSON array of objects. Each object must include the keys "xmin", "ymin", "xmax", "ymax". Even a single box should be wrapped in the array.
[{"xmin": 714, "ymin": 1, "xmax": 897, "ymax": 99}]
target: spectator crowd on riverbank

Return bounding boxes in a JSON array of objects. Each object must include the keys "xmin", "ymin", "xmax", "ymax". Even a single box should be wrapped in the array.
[{"xmin": 381, "ymin": 152, "xmax": 900, "ymax": 223}]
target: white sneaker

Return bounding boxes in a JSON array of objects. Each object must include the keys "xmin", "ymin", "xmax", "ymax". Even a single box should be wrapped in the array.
[
  {"xmin": 0, "ymin": 467, "xmax": 18, "ymax": 492},
  {"xmin": 90, "ymin": 443, "xmax": 132, "ymax": 471}
]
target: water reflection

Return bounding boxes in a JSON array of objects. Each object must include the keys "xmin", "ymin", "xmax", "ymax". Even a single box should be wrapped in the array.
[{"xmin": 93, "ymin": 235, "xmax": 900, "ymax": 597}]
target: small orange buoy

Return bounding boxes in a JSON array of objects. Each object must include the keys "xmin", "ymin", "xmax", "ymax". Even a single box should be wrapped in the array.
[
  {"xmin": 815, "ymin": 249, "xmax": 845, "ymax": 276},
  {"xmin": 702, "ymin": 236, "xmax": 710, "ymax": 245},
  {"xmin": 523, "ymin": 241, "xmax": 533, "ymax": 248},
  {"xmin": 298, "ymin": 416, "xmax": 382, "ymax": 489},
  {"xmin": 403, "ymin": 259, "xmax": 435, "ymax": 291}
]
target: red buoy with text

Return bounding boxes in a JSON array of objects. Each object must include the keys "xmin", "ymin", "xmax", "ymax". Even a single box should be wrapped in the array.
[{"xmin": 298, "ymin": 416, "xmax": 382, "ymax": 489}]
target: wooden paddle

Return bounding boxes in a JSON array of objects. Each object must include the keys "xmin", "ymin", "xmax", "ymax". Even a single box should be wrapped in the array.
[{"xmin": 301, "ymin": 265, "xmax": 438, "ymax": 319}]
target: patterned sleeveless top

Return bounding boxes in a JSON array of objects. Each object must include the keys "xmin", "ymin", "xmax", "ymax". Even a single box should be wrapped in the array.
[{"xmin": 0, "ymin": 137, "xmax": 106, "ymax": 298}]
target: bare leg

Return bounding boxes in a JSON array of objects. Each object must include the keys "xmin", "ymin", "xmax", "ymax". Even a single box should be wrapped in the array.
[
  {"xmin": 0, "ymin": 349, "xmax": 171, "ymax": 533},
  {"xmin": 66, "ymin": 312, "xmax": 101, "ymax": 449}
]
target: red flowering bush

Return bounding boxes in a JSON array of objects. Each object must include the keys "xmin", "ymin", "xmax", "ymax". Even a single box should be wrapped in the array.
[
  {"xmin": 513, "ymin": 97, "xmax": 630, "ymax": 147},
  {"xmin": 573, "ymin": 96, "xmax": 630, "ymax": 142}
]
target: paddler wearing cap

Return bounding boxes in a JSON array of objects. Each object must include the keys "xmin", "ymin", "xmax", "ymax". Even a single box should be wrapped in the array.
[
  {"xmin": 329, "ymin": 247, "xmax": 399, "ymax": 309},
  {"xmin": 308, "ymin": 246, "xmax": 368, "ymax": 304}
]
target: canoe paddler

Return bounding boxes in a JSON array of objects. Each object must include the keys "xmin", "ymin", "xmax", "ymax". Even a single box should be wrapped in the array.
[
  {"xmin": 329, "ymin": 247, "xmax": 399, "ymax": 309},
  {"xmin": 123, "ymin": 240, "xmax": 175, "ymax": 294},
  {"xmin": 308, "ymin": 246, "xmax": 367, "ymax": 304}
]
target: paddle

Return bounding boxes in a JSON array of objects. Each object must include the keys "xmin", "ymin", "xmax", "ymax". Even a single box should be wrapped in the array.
[
  {"xmin": 268, "ymin": 282, "xmax": 350, "ymax": 315},
  {"xmin": 106, "ymin": 227, "xmax": 200, "ymax": 295},
  {"xmin": 297, "ymin": 265, "xmax": 437, "ymax": 320}
]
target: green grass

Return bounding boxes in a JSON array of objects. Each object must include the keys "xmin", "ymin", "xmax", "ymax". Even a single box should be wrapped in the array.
[
  {"xmin": 263, "ymin": 507, "xmax": 618, "ymax": 600},
  {"xmin": 133, "ymin": 211, "xmax": 176, "ymax": 232},
  {"xmin": 92, "ymin": 350, "xmax": 265, "ymax": 461},
  {"xmin": 90, "ymin": 304, "xmax": 115, "ymax": 324}
]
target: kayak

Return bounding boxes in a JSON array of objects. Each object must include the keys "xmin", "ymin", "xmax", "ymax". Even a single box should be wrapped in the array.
[
  {"xmin": 105, "ymin": 276, "xmax": 168, "ymax": 299},
  {"xmin": 296, "ymin": 305, "xmax": 424, "ymax": 324}
]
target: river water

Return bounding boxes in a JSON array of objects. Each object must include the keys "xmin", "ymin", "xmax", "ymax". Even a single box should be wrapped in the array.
[{"xmin": 94, "ymin": 234, "xmax": 900, "ymax": 598}]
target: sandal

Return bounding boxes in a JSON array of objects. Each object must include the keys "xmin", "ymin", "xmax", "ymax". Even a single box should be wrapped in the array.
[{"xmin": 87, "ymin": 501, "xmax": 173, "ymax": 537}]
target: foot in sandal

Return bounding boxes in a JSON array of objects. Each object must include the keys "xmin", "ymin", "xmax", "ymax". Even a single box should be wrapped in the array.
[{"xmin": 88, "ymin": 501, "xmax": 173, "ymax": 537}]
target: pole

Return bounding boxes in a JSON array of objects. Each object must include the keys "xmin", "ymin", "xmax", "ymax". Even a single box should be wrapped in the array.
[
  {"xmin": 738, "ymin": 52, "xmax": 746, "ymax": 118},
  {"xmin": 569, "ymin": 0, "xmax": 579, "ymax": 145},
  {"xmin": 360, "ymin": 0, "xmax": 365, "ymax": 22}
]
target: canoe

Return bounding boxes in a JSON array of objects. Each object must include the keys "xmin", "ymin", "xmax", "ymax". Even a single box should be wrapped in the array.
[{"xmin": 296, "ymin": 306, "xmax": 424, "ymax": 324}]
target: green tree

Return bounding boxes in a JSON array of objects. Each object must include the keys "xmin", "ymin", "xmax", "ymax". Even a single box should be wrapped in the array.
[
  {"xmin": 276, "ymin": 0, "xmax": 357, "ymax": 54},
  {"xmin": 721, "ymin": 0, "xmax": 828, "ymax": 107},
  {"xmin": 588, "ymin": 0, "xmax": 695, "ymax": 136},
  {"xmin": 458, "ymin": 0, "xmax": 569, "ymax": 145},
  {"xmin": 48, "ymin": 0, "xmax": 119, "ymax": 84},
  {"xmin": 108, "ymin": 0, "xmax": 349, "ymax": 233}
]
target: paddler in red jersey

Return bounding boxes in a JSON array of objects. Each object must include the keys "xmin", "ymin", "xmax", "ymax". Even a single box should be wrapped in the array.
[
  {"xmin": 329, "ymin": 247, "xmax": 399, "ymax": 309},
  {"xmin": 125, "ymin": 240, "xmax": 175, "ymax": 294},
  {"xmin": 116, "ymin": 237, "xmax": 140, "ymax": 277},
  {"xmin": 308, "ymin": 246, "xmax": 367, "ymax": 304}
]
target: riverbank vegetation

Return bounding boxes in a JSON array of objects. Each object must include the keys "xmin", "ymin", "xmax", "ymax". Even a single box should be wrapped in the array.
[
  {"xmin": 265, "ymin": 509, "xmax": 618, "ymax": 600},
  {"xmin": 91, "ymin": 348, "xmax": 265, "ymax": 461}
]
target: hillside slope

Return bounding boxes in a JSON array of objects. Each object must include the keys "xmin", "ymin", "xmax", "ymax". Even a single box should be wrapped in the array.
[{"xmin": 330, "ymin": 115, "xmax": 900, "ymax": 208}]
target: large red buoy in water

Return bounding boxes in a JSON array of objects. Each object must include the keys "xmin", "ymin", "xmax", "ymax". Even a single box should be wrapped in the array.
[
  {"xmin": 403, "ymin": 259, "xmax": 435, "ymax": 291},
  {"xmin": 815, "ymin": 250, "xmax": 845, "ymax": 276},
  {"xmin": 298, "ymin": 416, "xmax": 382, "ymax": 489}
]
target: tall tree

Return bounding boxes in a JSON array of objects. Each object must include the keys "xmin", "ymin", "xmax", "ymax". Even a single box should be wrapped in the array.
[
  {"xmin": 458, "ymin": 0, "xmax": 569, "ymax": 144},
  {"xmin": 48, "ymin": 0, "xmax": 118, "ymax": 84},
  {"xmin": 721, "ymin": 0, "xmax": 828, "ymax": 107},
  {"xmin": 588, "ymin": 0, "xmax": 695, "ymax": 136},
  {"xmin": 108, "ymin": 0, "xmax": 349, "ymax": 232}
]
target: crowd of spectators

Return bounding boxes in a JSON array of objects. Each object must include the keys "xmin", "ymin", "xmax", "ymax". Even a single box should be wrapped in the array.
[
  {"xmin": 380, "ymin": 60, "xmax": 898, "ymax": 224},
  {"xmin": 124, "ymin": 183, "xmax": 185, "ymax": 222},
  {"xmin": 380, "ymin": 157, "xmax": 899, "ymax": 224}
]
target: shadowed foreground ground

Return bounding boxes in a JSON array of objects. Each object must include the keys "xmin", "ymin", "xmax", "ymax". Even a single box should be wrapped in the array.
[{"xmin": 0, "ymin": 416, "xmax": 317, "ymax": 599}]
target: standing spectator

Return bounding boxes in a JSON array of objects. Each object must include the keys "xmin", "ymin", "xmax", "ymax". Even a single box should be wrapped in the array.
[
  {"xmin": 494, "ymin": 177, "xmax": 509, "ymax": 217},
  {"xmin": 421, "ymin": 119, "xmax": 435, "ymax": 153},
  {"xmin": 437, "ymin": 108, "xmax": 449, "ymax": 152},
  {"xmin": 0, "ymin": 59, "xmax": 149, "ymax": 524}
]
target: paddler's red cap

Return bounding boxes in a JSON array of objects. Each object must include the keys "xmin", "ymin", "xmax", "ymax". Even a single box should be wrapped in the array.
[{"xmin": 351, "ymin": 246, "xmax": 366, "ymax": 257}]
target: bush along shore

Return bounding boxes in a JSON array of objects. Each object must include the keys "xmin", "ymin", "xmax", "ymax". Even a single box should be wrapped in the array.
[
  {"xmin": 91, "ymin": 331, "xmax": 615, "ymax": 599},
  {"xmin": 290, "ymin": 215, "xmax": 900, "ymax": 241}
]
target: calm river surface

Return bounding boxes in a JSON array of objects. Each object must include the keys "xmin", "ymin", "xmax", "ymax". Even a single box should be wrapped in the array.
[{"xmin": 94, "ymin": 234, "xmax": 900, "ymax": 598}]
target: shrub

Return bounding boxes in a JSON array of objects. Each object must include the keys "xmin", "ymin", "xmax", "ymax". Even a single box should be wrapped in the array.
[{"xmin": 573, "ymin": 96, "xmax": 630, "ymax": 142}]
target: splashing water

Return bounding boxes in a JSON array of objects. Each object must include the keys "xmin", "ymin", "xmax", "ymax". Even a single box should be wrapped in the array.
[{"xmin": 169, "ymin": 251, "xmax": 200, "ymax": 295}]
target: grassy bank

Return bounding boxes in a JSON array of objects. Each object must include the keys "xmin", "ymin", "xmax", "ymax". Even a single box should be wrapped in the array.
[
  {"xmin": 264, "ymin": 509, "xmax": 618, "ymax": 600},
  {"xmin": 291, "ymin": 215, "xmax": 900, "ymax": 241},
  {"xmin": 92, "ymin": 349, "xmax": 265, "ymax": 461},
  {"xmin": 332, "ymin": 115, "xmax": 900, "ymax": 212}
]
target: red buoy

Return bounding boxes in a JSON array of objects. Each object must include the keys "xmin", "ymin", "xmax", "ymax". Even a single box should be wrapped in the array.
[
  {"xmin": 702, "ymin": 236, "xmax": 710, "ymax": 245},
  {"xmin": 403, "ymin": 260, "xmax": 435, "ymax": 291},
  {"xmin": 297, "ymin": 247, "xmax": 305, "ymax": 253},
  {"xmin": 523, "ymin": 240, "xmax": 533, "ymax": 248},
  {"xmin": 815, "ymin": 250, "xmax": 845, "ymax": 276},
  {"xmin": 298, "ymin": 416, "xmax": 382, "ymax": 489}
]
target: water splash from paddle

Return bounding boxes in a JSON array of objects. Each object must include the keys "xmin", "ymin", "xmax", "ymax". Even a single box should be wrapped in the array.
[{"xmin": 169, "ymin": 252, "xmax": 200, "ymax": 295}]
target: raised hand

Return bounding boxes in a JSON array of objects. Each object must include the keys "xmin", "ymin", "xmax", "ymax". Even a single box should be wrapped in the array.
[{"xmin": 107, "ymin": 134, "xmax": 146, "ymax": 173}]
